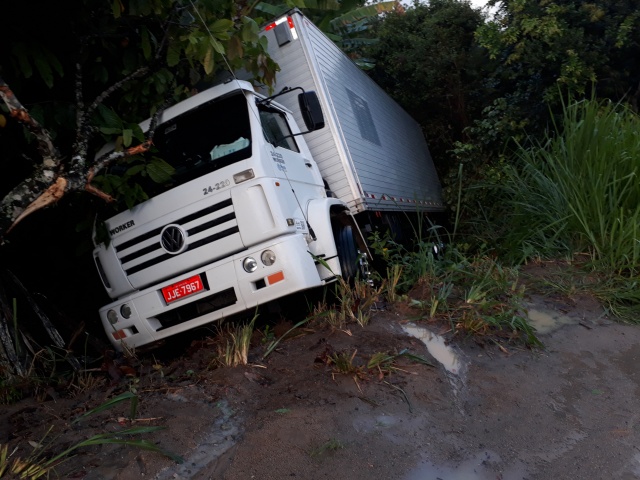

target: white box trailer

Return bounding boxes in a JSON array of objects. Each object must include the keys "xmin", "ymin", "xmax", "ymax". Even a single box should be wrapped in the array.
[{"xmin": 259, "ymin": 10, "xmax": 444, "ymax": 214}]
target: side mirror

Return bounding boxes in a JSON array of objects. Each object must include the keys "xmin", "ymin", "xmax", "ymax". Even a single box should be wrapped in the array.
[{"xmin": 298, "ymin": 91, "xmax": 325, "ymax": 132}]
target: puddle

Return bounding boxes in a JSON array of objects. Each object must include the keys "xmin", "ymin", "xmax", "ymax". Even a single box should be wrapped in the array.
[
  {"xmin": 155, "ymin": 400, "xmax": 242, "ymax": 479},
  {"xmin": 525, "ymin": 305, "xmax": 580, "ymax": 334},
  {"xmin": 404, "ymin": 450, "xmax": 504, "ymax": 480},
  {"xmin": 402, "ymin": 324, "xmax": 465, "ymax": 375},
  {"xmin": 404, "ymin": 451, "xmax": 532, "ymax": 480}
]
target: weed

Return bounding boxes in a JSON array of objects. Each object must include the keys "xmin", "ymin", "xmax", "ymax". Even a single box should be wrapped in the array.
[
  {"xmin": 217, "ymin": 313, "xmax": 257, "ymax": 367},
  {"xmin": 262, "ymin": 318, "xmax": 310, "ymax": 359},
  {"xmin": 0, "ymin": 391, "xmax": 182, "ymax": 479},
  {"xmin": 330, "ymin": 350, "xmax": 360, "ymax": 375},
  {"xmin": 310, "ymin": 438, "xmax": 344, "ymax": 457},
  {"xmin": 386, "ymin": 264, "xmax": 403, "ymax": 303}
]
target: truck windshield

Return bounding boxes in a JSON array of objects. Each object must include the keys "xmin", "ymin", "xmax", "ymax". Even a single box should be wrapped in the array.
[{"xmin": 152, "ymin": 91, "xmax": 252, "ymax": 186}]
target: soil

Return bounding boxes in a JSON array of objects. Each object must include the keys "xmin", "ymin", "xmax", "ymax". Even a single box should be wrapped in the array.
[{"xmin": 1, "ymin": 269, "xmax": 639, "ymax": 480}]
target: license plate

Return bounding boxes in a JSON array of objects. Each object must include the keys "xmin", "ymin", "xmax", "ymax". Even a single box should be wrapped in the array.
[{"xmin": 161, "ymin": 274, "xmax": 204, "ymax": 304}]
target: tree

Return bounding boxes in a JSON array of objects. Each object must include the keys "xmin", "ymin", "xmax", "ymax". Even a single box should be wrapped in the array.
[
  {"xmin": 475, "ymin": 0, "xmax": 640, "ymax": 138},
  {"xmin": 365, "ymin": 0, "xmax": 492, "ymax": 173},
  {"xmin": 0, "ymin": 0, "xmax": 278, "ymax": 242}
]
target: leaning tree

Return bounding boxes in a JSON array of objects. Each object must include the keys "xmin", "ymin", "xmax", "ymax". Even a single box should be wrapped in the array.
[{"xmin": 0, "ymin": 0, "xmax": 280, "ymax": 376}]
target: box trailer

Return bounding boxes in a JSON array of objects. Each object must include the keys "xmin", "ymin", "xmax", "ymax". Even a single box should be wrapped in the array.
[{"xmin": 259, "ymin": 10, "xmax": 444, "ymax": 215}]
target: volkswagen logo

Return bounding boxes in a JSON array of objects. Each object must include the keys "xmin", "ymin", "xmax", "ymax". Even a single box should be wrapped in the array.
[{"xmin": 160, "ymin": 225, "xmax": 187, "ymax": 254}]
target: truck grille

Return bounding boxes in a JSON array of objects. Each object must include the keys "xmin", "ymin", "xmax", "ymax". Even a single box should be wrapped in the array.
[{"xmin": 114, "ymin": 197, "xmax": 244, "ymax": 286}]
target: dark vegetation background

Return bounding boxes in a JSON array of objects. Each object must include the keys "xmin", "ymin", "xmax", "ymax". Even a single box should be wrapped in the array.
[{"xmin": 0, "ymin": 0, "xmax": 638, "ymax": 362}]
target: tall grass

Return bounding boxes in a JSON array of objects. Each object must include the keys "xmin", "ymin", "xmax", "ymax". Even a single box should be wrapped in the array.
[{"xmin": 499, "ymin": 98, "xmax": 640, "ymax": 276}]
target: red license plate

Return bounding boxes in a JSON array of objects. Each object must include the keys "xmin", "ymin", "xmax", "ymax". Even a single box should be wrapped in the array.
[{"xmin": 161, "ymin": 274, "xmax": 204, "ymax": 304}]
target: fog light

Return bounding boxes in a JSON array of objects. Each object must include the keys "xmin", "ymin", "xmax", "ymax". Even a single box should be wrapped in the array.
[
  {"xmin": 120, "ymin": 304, "xmax": 132, "ymax": 319},
  {"xmin": 261, "ymin": 250, "xmax": 276, "ymax": 266},
  {"xmin": 107, "ymin": 309, "xmax": 118, "ymax": 325},
  {"xmin": 243, "ymin": 257, "xmax": 258, "ymax": 273}
]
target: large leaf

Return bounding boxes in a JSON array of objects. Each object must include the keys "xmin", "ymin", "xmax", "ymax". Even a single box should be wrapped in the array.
[
  {"xmin": 141, "ymin": 27, "xmax": 152, "ymax": 60},
  {"xmin": 254, "ymin": 2, "xmax": 290, "ymax": 17},
  {"xmin": 167, "ymin": 43, "xmax": 181, "ymax": 67},
  {"xmin": 329, "ymin": 2, "xmax": 395, "ymax": 29},
  {"xmin": 146, "ymin": 157, "xmax": 176, "ymax": 184}
]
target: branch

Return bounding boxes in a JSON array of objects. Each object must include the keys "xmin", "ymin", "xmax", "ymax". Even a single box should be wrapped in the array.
[
  {"xmin": 0, "ymin": 75, "xmax": 62, "ymax": 172},
  {"xmin": 6, "ymin": 177, "xmax": 68, "ymax": 234}
]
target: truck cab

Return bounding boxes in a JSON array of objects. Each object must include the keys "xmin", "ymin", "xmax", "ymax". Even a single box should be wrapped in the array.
[{"xmin": 93, "ymin": 80, "xmax": 359, "ymax": 349}]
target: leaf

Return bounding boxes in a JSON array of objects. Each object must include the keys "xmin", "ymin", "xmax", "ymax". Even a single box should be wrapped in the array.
[
  {"xmin": 99, "ymin": 127, "xmax": 122, "ymax": 135},
  {"xmin": 203, "ymin": 46, "xmax": 215, "ymax": 75},
  {"xmin": 12, "ymin": 43, "xmax": 33, "ymax": 78},
  {"xmin": 227, "ymin": 36, "xmax": 244, "ymax": 60},
  {"xmin": 141, "ymin": 27, "xmax": 151, "ymax": 60},
  {"xmin": 112, "ymin": 0, "xmax": 123, "ymax": 18},
  {"xmin": 122, "ymin": 129, "xmax": 133, "ymax": 147},
  {"xmin": 34, "ymin": 53, "xmax": 54, "ymax": 88},
  {"xmin": 167, "ymin": 43, "xmax": 181, "ymax": 67},
  {"xmin": 73, "ymin": 391, "xmax": 137, "ymax": 423},
  {"xmin": 97, "ymin": 104, "xmax": 123, "ymax": 129},
  {"xmin": 210, "ymin": 19, "xmax": 234, "ymax": 34},
  {"xmin": 125, "ymin": 164, "xmax": 146, "ymax": 177},
  {"xmin": 254, "ymin": 2, "xmax": 289, "ymax": 17},
  {"xmin": 131, "ymin": 124, "xmax": 145, "ymax": 142},
  {"xmin": 209, "ymin": 37, "xmax": 225, "ymax": 55},
  {"xmin": 241, "ymin": 17, "xmax": 259, "ymax": 42},
  {"xmin": 329, "ymin": 2, "xmax": 395, "ymax": 30},
  {"xmin": 146, "ymin": 157, "xmax": 175, "ymax": 184}
]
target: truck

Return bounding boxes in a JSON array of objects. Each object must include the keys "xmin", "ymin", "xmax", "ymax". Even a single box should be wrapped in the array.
[{"xmin": 92, "ymin": 9, "xmax": 444, "ymax": 350}]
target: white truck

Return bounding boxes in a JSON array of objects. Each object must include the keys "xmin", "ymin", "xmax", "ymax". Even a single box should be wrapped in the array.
[{"xmin": 92, "ymin": 10, "xmax": 444, "ymax": 349}]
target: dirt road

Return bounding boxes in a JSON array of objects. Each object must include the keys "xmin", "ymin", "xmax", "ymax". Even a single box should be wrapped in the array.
[{"xmin": 2, "ymin": 292, "xmax": 639, "ymax": 480}]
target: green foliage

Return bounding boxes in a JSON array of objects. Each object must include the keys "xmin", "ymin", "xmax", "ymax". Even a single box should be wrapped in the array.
[
  {"xmin": 493, "ymin": 97, "xmax": 640, "ymax": 274},
  {"xmin": 93, "ymin": 155, "xmax": 175, "ymax": 210},
  {"xmin": 370, "ymin": 227, "xmax": 539, "ymax": 346},
  {"xmin": 366, "ymin": 0, "xmax": 491, "ymax": 174},
  {"xmin": 481, "ymin": 97, "xmax": 640, "ymax": 321},
  {"xmin": 475, "ymin": 0, "xmax": 640, "ymax": 139}
]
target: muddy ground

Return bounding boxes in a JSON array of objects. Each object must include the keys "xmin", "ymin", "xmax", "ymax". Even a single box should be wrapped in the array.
[{"xmin": 1, "ymin": 276, "xmax": 639, "ymax": 480}]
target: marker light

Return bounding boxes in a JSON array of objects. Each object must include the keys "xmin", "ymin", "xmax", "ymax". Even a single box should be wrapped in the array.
[{"xmin": 234, "ymin": 169, "xmax": 255, "ymax": 184}]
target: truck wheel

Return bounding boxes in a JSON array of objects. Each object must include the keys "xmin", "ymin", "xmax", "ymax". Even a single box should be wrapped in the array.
[{"xmin": 335, "ymin": 224, "xmax": 359, "ymax": 280}]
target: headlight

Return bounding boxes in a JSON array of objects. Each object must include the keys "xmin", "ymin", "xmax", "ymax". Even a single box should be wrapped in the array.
[
  {"xmin": 120, "ymin": 304, "xmax": 132, "ymax": 319},
  {"xmin": 243, "ymin": 257, "xmax": 258, "ymax": 273},
  {"xmin": 261, "ymin": 250, "xmax": 276, "ymax": 266},
  {"xmin": 107, "ymin": 309, "xmax": 118, "ymax": 325}
]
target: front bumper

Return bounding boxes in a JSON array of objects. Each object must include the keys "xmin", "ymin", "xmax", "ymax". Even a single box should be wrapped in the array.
[{"xmin": 99, "ymin": 233, "xmax": 323, "ymax": 350}]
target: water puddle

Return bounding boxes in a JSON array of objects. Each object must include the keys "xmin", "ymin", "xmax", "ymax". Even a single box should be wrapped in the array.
[
  {"xmin": 402, "ymin": 323, "xmax": 465, "ymax": 375},
  {"xmin": 156, "ymin": 400, "xmax": 242, "ymax": 479},
  {"xmin": 525, "ymin": 304, "xmax": 580, "ymax": 334},
  {"xmin": 404, "ymin": 450, "xmax": 505, "ymax": 480}
]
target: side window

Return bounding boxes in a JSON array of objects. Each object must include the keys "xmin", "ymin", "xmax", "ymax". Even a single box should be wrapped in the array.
[{"xmin": 259, "ymin": 107, "xmax": 300, "ymax": 153}]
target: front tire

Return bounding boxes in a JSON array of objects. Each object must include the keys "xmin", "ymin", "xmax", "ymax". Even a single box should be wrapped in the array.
[{"xmin": 334, "ymin": 224, "xmax": 359, "ymax": 280}]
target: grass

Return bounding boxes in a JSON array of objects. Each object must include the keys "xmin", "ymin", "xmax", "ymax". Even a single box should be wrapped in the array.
[
  {"xmin": 370, "ymin": 230, "xmax": 540, "ymax": 346},
  {"xmin": 489, "ymin": 97, "xmax": 640, "ymax": 321},
  {"xmin": 309, "ymin": 438, "xmax": 344, "ymax": 457},
  {"xmin": 0, "ymin": 391, "xmax": 181, "ymax": 479},
  {"xmin": 216, "ymin": 312, "xmax": 257, "ymax": 367},
  {"xmin": 308, "ymin": 277, "xmax": 383, "ymax": 331}
]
